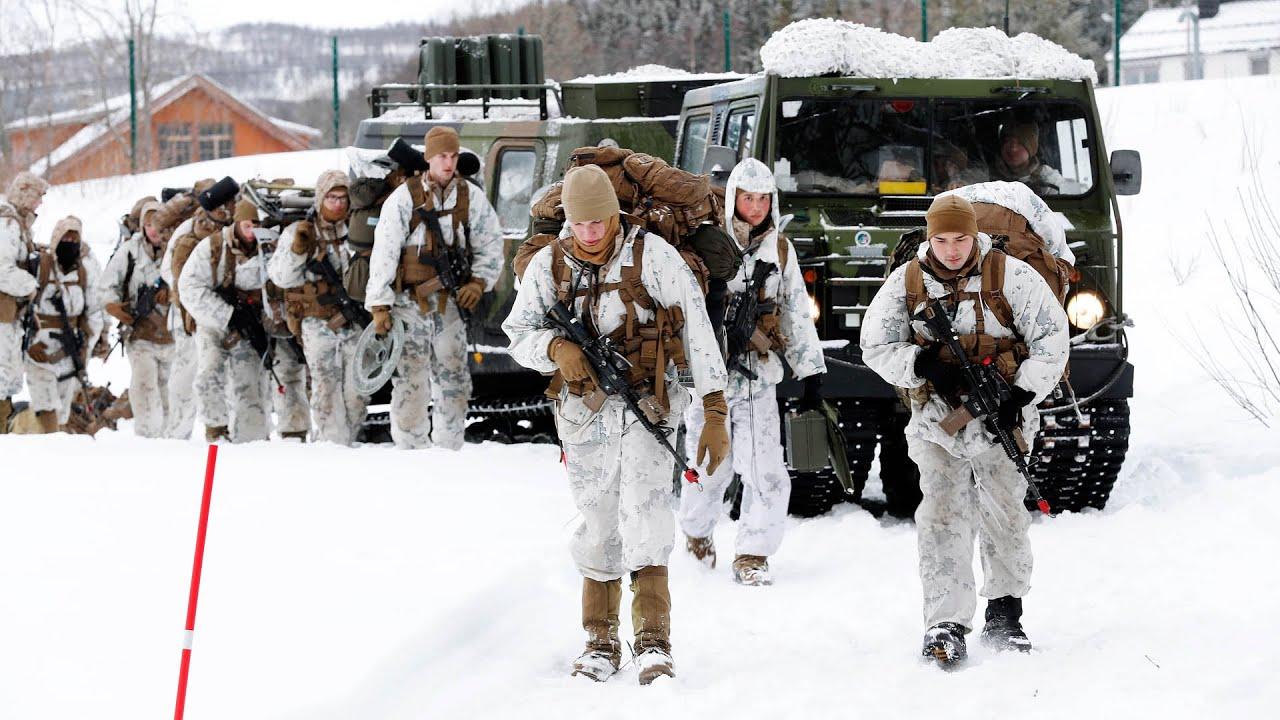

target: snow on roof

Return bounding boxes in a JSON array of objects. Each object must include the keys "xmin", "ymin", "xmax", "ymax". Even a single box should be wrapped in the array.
[
  {"xmin": 567, "ymin": 64, "xmax": 743, "ymax": 84},
  {"xmin": 365, "ymin": 92, "xmax": 564, "ymax": 123},
  {"xmin": 760, "ymin": 19, "xmax": 1097, "ymax": 82},
  {"xmin": 5, "ymin": 75, "xmax": 188, "ymax": 132},
  {"xmin": 25, "ymin": 74, "xmax": 320, "ymax": 176},
  {"xmin": 1109, "ymin": 0, "xmax": 1280, "ymax": 62}
]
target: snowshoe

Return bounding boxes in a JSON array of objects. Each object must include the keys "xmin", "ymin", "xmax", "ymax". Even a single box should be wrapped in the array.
[
  {"xmin": 922, "ymin": 622, "xmax": 968, "ymax": 667},
  {"xmin": 981, "ymin": 596, "xmax": 1032, "ymax": 653},
  {"xmin": 636, "ymin": 647, "xmax": 675, "ymax": 685},
  {"xmin": 732, "ymin": 554, "xmax": 772, "ymax": 586},
  {"xmin": 685, "ymin": 534, "xmax": 716, "ymax": 569}
]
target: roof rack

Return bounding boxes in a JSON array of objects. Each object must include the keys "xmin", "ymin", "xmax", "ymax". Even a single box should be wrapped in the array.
[{"xmin": 368, "ymin": 82, "xmax": 562, "ymax": 120}]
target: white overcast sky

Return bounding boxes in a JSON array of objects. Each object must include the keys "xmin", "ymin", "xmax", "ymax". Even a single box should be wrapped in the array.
[{"xmin": 1, "ymin": 0, "xmax": 521, "ymax": 52}]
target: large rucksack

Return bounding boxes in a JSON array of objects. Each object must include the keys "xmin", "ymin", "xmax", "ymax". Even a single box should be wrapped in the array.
[{"xmin": 514, "ymin": 146, "xmax": 724, "ymax": 289}]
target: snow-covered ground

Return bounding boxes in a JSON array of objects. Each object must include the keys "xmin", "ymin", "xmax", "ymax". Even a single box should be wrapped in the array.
[{"xmin": 3, "ymin": 75, "xmax": 1279, "ymax": 718}]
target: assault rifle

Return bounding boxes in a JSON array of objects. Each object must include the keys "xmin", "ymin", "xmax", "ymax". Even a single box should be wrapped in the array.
[
  {"xmin": 545, "ymin": 299, "xmax": 701, "ymax": 488},
  {"xmin": 215, "ymin": 286, "xmax": 285, "ymax": 392},
  {"xmin": 19, "ymin": 251, "xmax": 39, "ymax": 353},
  {"xmin": 48, "ymin": 290, "xmax": 98, "ymax": 422},
  {"xmin": 723, "ymin": 259, "xmax": 777, "ymax": 380},
  {"xmin": 914, "ymin": 299, "xmax": 1052, "ymax": 515},
  {"xmin": 413, "ymin": 206, "xmax": 473, "ymax": 322},
  {"xmin": 305, "ymin": 254, "xmax": 371, "ymax": 328},
  {"xmin": 133, "ymin": 278, "xmax": 166, "ymax": 322}
]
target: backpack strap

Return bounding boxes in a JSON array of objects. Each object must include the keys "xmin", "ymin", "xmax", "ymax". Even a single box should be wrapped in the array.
[
  {"xmin": 981, "ymin": 250, "xmax": 1016, "ymax": 331},
  {"xmin": 776, "ymin": 234, "xmax": 789, "ymax": 274},
  {"xmin": 454, "ymin": 180, "xmax": 471, "ymax": 246},
  {"xmin": 406, "ymin": 175, "xmax": 430, "ymax": 238},
  {"xmin": 904, "ymin": 259, "xmax": 925, "ymax": 318}
]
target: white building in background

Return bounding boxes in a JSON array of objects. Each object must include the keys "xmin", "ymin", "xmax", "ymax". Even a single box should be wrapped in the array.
[{"xmin": 1108, "ymin": 0, "xmax": 1280, "ymax": 84}]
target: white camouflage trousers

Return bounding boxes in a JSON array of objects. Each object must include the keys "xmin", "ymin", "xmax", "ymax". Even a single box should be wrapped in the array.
[
  {"xmin": 271, "ymin": 337, "xmax": 311, "ymax": 436},
  {"xmin": 389, "ymin": 301, "xmax": 470, "ymax": 450},
  {"xmin": 194, "ymin": 327, "xmax": 269, "ymax": 442},
  {"xmin": 679, "ymin": 384, "xmax": 791, "ymax": 558},
  {"xmin": 0, "ymin": 320, "xmax": 23, "ymax": 398},
  {"xmin": 166, "ymin": 326, "xmax": 199, "ymax": 439},
  {"xmin": 910, "ymin": 437, "xmax": 1034, "ymax": 630},
  {"xmin": 126, "ymin": 339, "xmax": 173, "ymax": 438},
  {"xmin": 24, "ymin": 359, "xmax": 77, "ymax": 423},
  {"xmin": 300, "ymin": 318, "xmax": 365, "ymax": 445},
  {"xmin": 560, "ymin": 393, "xmax": 687, "ymax": 582}
]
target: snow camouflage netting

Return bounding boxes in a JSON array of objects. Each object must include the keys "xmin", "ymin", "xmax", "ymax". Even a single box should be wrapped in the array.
[{"xmin": 760, "ymin": 20, "xmax": 1097, "ymax": 82}]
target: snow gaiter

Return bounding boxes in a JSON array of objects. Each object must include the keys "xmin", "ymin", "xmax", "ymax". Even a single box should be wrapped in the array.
[
  {"xmin": 630, "ymin": 566, "xmax": 671, "ymax": 653},
  {"xmin": 582, "ymin": 577, "xmax": 622, "ymax": 661}
]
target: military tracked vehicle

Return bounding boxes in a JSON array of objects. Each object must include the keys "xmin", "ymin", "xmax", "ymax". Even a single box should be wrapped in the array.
[
  {"xmin": 354, "ymin": 34, "xmax": 736, "ymax": 442},
  {"xmin": 673, "ymin": 74, "xmax": 1141, "ymax": 516}
]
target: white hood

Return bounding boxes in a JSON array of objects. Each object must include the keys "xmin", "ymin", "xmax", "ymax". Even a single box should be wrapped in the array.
[{"xmin": 723, "ymin": 157, "xmax": 781, "ymax": 240}]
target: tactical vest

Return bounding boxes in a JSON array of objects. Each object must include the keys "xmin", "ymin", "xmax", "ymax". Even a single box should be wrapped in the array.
[
  {"xmin": 0, "ymin": 203, "xmax": 36, "ymax": 324},
  {"xmin": 283, "ymin": 220, "xmax": 352, "ymax": 332},
  {"xmin": 544, "ymin": 226, "xmax": 690, "ymax": 415},
  {"xmin": 903, "ymin": 250, "xmax": 1028, "ymax": 385},
  {"xmin": 121, "ymin": 243, "xmax": 174, "ymax": 346},
  {"xmin": 394, "ymin": 175, "xmax": 471, "ymax": 314},
  {"xmin": 742, "ymin": 233, "xmax": 792, "ymax": 359},
  {"xmin": 26, "ymin": 250, "xmax": 91, "ymax": 364}
]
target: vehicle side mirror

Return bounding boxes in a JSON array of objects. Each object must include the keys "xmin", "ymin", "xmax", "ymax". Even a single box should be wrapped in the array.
[
  {"xmin": 702, "ymin": 145, "xmax": 737, "ymax": 188},
  {"xmin": 1110, "ymin": 150, "xmax": 1142, "ymax": 196}
]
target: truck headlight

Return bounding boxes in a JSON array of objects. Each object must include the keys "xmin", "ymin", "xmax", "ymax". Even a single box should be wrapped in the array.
[
  {"xmin": 1066, "ymin": 290, "xmax": 1106, "ymax": 330},
  {"xmin": 809, "ymin": 293, "xmax": 820, "ymax": 321}
]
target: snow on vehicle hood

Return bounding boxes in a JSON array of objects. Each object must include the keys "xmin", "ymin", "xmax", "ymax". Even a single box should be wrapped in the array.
[{"xmin": 760, "ymin": 19, "xmax": 1097, "ymax": 82}]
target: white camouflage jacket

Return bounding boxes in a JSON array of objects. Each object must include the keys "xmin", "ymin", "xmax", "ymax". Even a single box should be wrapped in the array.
[
  {"xmin": 103, "ymin": 232, "xmax": 170, "ymax": 315},
  {"xmin": 364, "ymin": 177, "xmax": 503, "ymax": 311},
  {"xmin": 269, "ymin": 219, "xmax": 352, "ymax": 289},
  {"xmin": 860, "ymin": 234, "xmax": 1069, "ymax": 459},
  {"xmin": 0, "ymin": 199, "xmax": 39, "ymax": 303},
  {"xmin": 28, "ymin": 248, "xmax": 104, "ymax": 368},
  {"xmin": 177, "ymin": 227, "xmax": 266, "ymax": 331},
  {"xmin": 503, "ymin": 223, "xmax": 728, "ymax": 424}
]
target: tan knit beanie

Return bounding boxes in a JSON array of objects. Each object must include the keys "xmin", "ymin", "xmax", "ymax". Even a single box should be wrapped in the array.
[
  {"xmin": 1001, "ymin": 122, "xmax": 1039, "ymax": 157},
  {"xmin": 6, "ymin": 171, "xmax": 49, "ymax": 212},
  {"xmin": 233, "ymin": 198, "xmax": 258, "ymax": 223},
  {"xmin": 562, "ymin": 165, "xmax": 620, "ymax": 223},
  {"xmin": 926, "ymin": 195, "xmax": 979, "ymax": 239},
  {"xmin": 423, "ymin": 126, "xmax": 460, "ymax": 160}
]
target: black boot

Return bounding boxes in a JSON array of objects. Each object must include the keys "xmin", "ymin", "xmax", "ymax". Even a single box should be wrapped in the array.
[
  {"xmin": 981, "ymin": 596, "xmax": 1031, "ymax": 652},
  {"xmin": 922, "ymin": 622, "xmax": 967, "ymax": 667}
]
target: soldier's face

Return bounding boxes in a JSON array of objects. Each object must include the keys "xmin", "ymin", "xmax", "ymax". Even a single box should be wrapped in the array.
[
  {"xmin": 1001, "ymin": 136, "xmax": 1029, "ymax": 168},
  {"xmin": 929, "ymin": 232, "xmax": 974, "ymax": 270},
  {"xmin": 735, "ymin": 190, "xmax": 771, "ymax": 227},
  {"xmin": 427, "ymin": 151, "xmax": 458, "ymax": 186},
  {"xmin": 144, "ymin": 222, "xmax": 161, "ymax": 245},
  {"xmin": 236, "ymin": 220, "xmax": 257, "ymax": 247},
  {"xmin": 570, "ymin": 220, "xmax": 608, "ymax": 248},
  {"xmin": 322, "ymin": 189, "xmax": 349, "ymax": 217}
]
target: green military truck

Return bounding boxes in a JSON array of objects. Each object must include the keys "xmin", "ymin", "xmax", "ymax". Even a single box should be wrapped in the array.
[
  {"xmin": 353, "ymin": 34, "xmax": 736, "ymax": 441},
  {"xmin": 672, "ymin": 73, "xmax": 1140, "ymax": 516}
]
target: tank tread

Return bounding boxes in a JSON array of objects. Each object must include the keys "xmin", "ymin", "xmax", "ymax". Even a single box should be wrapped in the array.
[{"xmin": 1027, "ymin": 400, "xmax": 1131, "ymax": 513}]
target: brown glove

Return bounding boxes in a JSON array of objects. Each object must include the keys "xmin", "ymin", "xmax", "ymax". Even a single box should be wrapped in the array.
[
  {"xmin": 155, "ymin": 288, "xmax": 170, "ymax": 306},
  {"xmin": 291, "ymin": 221, "xmax": 317, "ymax": 255},
  {"xmin": 548, "ymin": 337, "xmax": 592, "ymax": 382},
  {"xmin": 455, "ymin": 278, "xmax": 485, "ymax": 311},
  {"xmin": 105, "ymin": 302, "xmax": 135, "ymax": 326},
  {"xmin": 371, "ymin": 305, "xmax": 393, "ymax": 336},
  {"xmin": 696, "ymin": 390, "xmax": 730, "ymax": 475}
]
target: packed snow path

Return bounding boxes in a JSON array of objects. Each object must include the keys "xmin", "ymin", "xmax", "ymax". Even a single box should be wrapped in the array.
[{"xmin": 3, "ymin": 73, "xmax": 1280, "ymax": 718}]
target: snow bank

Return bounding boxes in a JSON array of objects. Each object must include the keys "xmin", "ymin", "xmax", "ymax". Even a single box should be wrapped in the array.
[{"xmin": 759, "ymin": 18, "xmax": 1097, "ymax": 82}]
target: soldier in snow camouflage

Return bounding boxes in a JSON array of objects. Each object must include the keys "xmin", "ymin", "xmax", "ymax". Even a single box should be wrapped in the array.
[
  {"xmin": 178, "ymin": 207, "xmax": 271, "ymax": 443},
  {"xmin": 364, "ymin": 126, "xmax": 504, "ymax": 450},
  {"xmin": 270, "ymin": 169, "xmax": 367, "ymax": 445},
  {"xmin": 0, "ymin": 172, "xmax": 49, "ymax": 433},
  {"xmin": 503, "ymin": 164, "xmax": 730, "ymax": 685},
  {"xmin": 860, "ymin": 194, "xmax": 1069, "ymax": 666},
  {"xmin": 103, "ymin": 199, "xmax": 175, "ymax": 437},
  {"xmin": 678, "ymin": 158, "xmax": 827, "ymax": 586}
]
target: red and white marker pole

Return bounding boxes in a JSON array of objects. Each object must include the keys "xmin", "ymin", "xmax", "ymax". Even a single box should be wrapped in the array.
[{"xmin": 174, "ymin": 444, "xmax": 218, "ymax": 720}]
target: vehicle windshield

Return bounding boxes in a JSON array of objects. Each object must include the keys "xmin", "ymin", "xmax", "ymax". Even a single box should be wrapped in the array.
[{"xmin": 775, "ymin": 97, "xmax": 1095, "ymax": 197}]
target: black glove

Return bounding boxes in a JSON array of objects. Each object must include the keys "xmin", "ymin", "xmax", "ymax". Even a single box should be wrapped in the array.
[
  {"xmin": 997, "ymin": 385, "xmax": 1037, "ymax": 431},
  {"xmin": 799, "ymin": 374, "xmax": 824, "ymax": 412},
  {"xmin": 228, "ymin": 304, "xmax": 255, "ymax": 332},
  {"xmin": 914, "ymin": 344, "xmax": 954, "ymax": 385}
]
